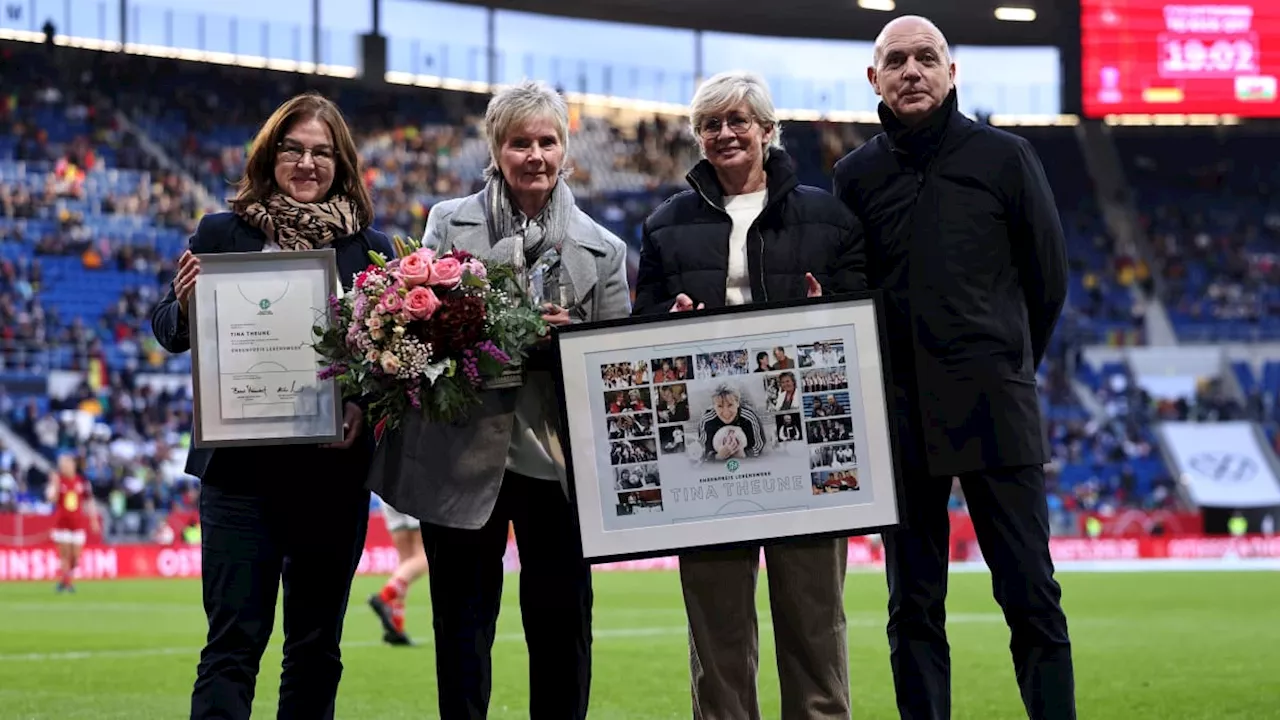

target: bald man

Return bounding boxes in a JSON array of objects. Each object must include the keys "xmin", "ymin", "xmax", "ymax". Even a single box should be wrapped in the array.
[{"xmin": 831, "ymin": 16, "xmax": 1076, "ymax": 720}]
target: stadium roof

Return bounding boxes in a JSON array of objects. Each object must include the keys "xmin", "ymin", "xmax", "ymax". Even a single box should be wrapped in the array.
[{"xmin": 441, "ymin": 0, "xmax": 1068, "ymax": 47}]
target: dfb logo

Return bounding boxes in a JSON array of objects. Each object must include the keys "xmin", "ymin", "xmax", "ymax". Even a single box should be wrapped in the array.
[{"xmin": 1188, "ymin": 452, "xmax": 1258, "ymax": 483}]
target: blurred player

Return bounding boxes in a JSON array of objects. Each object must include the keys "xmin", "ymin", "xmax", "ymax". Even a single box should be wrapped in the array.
[
  {"xmin": 46, "ymin": 454, "xmax": 100, "ymax": 593},
  {"xmin": 368, "ymin": 497, "xmax": 427, "ymax": 646}
]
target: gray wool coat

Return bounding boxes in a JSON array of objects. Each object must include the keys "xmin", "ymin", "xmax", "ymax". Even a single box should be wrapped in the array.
[{"xmin": 365, "ymin": 188, "xmax": 632, "ymax": 529}]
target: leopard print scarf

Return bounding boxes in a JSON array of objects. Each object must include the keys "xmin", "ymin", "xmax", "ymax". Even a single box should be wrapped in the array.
[{"xmin": 239, "ymin": 193, "xmax": 362, "ymax": 251}]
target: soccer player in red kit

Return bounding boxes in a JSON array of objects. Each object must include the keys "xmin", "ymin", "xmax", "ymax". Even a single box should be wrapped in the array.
[
  {"xmin": 368, "ymin": 496, "xmax": 427, "ymax": 645},
  {"xmin": 46, "ymin": 454, "xmax": 100, "ymax": 592}
]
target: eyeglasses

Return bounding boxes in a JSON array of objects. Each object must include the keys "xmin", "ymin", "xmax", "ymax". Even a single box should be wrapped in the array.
[
  {"xmin": 276, "ymin": 141, "xmax": 335, "ymax": 167},
  {"xmin": 698, "ymin": 114, "xmax": 755, "ymax": 138}
]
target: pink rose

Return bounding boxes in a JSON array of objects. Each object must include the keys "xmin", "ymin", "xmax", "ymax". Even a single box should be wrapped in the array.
[
  {"xmin": 430, "ymin": 257, "xmax": 464, "ymax": 288},
  {"xmin": 462, "ymin": 258, "xmax": 487, "ymax": 281},
  {"xmin": 378, "ymin": 291, "xmax": 403, "ymax": 315},
  {"xmin": 404, "ymin": 286, "xmax": 441, "ymax": 320},
  {"xmin": 379, "ymin": 351, "xmax": 402, "ymax": 375},
  {"xmin": 397, "ymin": 251, "xmax": 433, "ymax": 287}
]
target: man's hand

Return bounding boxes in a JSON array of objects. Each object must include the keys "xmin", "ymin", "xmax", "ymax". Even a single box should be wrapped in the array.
[
  {"xmin": 805, "ymin": 272, "xmax": 822, "ymax": 298},
  {"xmin": 324, "ymin": 402, "xmax": 364, "ymax": 449},
  {"xmin": 173, "ymin": 250, "xmax": 202, "ymax": 316},
  {"xmin": 670, "ymin": 294, "xmax": 705, "ymax": 312}
]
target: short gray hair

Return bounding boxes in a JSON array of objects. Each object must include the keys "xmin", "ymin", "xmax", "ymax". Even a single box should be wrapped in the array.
[
  {"xmin": 688, "ymin": 71, "xmax": 783, "ymax": 158},
  {"xmin": 483, "ymin": 79, "xmax": 570, "ymax": 178},
  {"xmin": 711, "ymin": 382, "xmax": 745, "ymax": 405}
]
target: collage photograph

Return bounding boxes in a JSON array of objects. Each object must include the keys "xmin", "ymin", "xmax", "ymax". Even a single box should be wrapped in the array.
[
  {"xmin": 604, "ymin": 387, "xmax": 653, "ymax": 415},
  {"xmin": 693, "ymin": 350, "xmax": 750, "ymax": 378},
  {"xmin": 614, "ymin": 464, "xmax": 661, "ymax": 491},
  {"xmin": 690, "ymin": 379, "xmax": 771, "ymax": 463},
  {"xmin": 607, "ymin": 412, "xmax": 655, "ymax": 440},
  {"xmin": 763, "ymin": 370, "xmax": 802, "ymax": 412},
  {"xmin": 615, "ymin": 488, "xmax": 664, "ymax": 516},
  {"xmin": 801, "ymin": 366, "xmax": 849, "ymax": 393},
  {"xmin": 774, "ymin": 412, "xmax": 804, "ymax": 443},
  {"xmin": 609, "ymin": 438, "xmax": 658, "ymax": 465},
  {"xmin": 594, "ymin": 337, "xmax": 858, "ymax": 517},
  {"xmin": 803, "ymin": 391, "xmax": 852, "ymax": 420},
  {"xmin": 654, "ymin": 383, "xmax": 691, "ymax": 424},
  {"xmin": 810, "ymin": 441, "xmax": 858, "ymax": 470},
  {"xmin": 810, "ymin": 469, "xmax": 861, "ymax": 495},
  {"xmin": 806, "ymin": 417, "xmax": 854, "ymax": 444},
  {"xmin": 749, "ymin": 346, "xmax": 797, "ymax": 372},
  {"xmin": 600, "ymin": 359, "xmax": 651, "ymax": 389},
  {"xmin": 650, "ymin": 355, "xmax": 694, "ymax": 383},
  {"xmin": 797, "ymin": 340, "xmax": 847, "ymax": 368}
]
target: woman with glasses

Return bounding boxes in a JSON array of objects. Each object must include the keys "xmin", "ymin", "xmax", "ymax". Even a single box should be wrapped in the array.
[
  {"xmin": 632, "ymin": 70, "xmax": 867, "ymax": 720},
  {"xmin": 379, "ymin": 79, "xmax": 629, "ymax": 720},
  {"xmin": 151, "ymin": 92, "xmax": 393, "ymax": 720}
]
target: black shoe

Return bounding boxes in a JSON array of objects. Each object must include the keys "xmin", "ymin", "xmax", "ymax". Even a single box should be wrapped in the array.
[
  {"xmin": 383, "ymin": 629, "xmax": 413, "ymax": 646},
  {"xmin": 367, "ymin": 594, "xmax": 398, "ymax": 636}
]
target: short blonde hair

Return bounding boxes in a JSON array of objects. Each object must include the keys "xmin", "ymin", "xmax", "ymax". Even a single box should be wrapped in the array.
[
  {"xmin": 484, "ymin": 80, "xmax": 570, "ymax": 178},
  {"xmin": 688, "ymin": 71, "xmax": 783, "ymax": 158}
]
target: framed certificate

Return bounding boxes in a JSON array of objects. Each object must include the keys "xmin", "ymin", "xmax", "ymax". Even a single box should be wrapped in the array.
[
  {"xmin": 555, "ymin": 291, "xmax": 905, "ymax": 563},
  {"xmin": 188, "ymin": 249, "xmax": 344, "ymax": 448}
]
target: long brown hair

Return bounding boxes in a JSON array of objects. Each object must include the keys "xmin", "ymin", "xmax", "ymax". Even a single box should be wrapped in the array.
[{"xmin": 230, "ymin": 92, "xmax": 374, "ymax": 225}]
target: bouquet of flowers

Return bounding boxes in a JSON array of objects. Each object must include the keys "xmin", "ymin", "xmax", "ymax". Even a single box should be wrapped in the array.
[{"xmin": 313, "ymin": 235, "xmax": 547, "ymax": 439}]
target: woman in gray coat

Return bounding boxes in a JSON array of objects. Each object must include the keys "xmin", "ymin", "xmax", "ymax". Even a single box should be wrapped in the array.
[{"xmin": 404, "ymin": 79, "xmax": 629, "ymax": 720}]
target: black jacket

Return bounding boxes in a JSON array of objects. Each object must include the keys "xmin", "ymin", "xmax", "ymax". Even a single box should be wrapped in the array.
[
  {"xmin": 633, "ymin": 149, "xmax": 866, "ymax": 314},
  {"xmin": 151, "ymin": 211, "xmax": 395, "ymax": 482},
  {"xmin": 832, "ymin": 89, "xmax": 1068, "ymax": 477}
]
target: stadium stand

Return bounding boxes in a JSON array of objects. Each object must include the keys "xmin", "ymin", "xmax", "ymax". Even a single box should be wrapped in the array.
[{"xmin": 5, "ymin": 35, "xmax": 1280, "ymax": 546}]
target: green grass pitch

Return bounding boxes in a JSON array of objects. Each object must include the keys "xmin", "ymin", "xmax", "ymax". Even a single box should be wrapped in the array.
[{"xmin": 1, "ymin": 570, "xmax": 1277, "ymax": 719}]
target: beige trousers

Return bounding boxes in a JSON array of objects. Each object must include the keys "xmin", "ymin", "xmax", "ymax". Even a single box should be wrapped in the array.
[{"xmin": 679, "ymin": 536, "xmax": 851, "ymax": 720}]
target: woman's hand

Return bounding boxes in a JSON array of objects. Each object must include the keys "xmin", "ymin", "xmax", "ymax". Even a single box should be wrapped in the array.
[
  {"xmin": 670, "ymin": 294, "xmax": 705, "ymax": 312},
  {"xmin": 541, "ymin": 303, "xmax": 574, "ymax": 327},
  {"xmin": 324, "ymin": 402, "xmax": 364, "ymax": 449},
  {"xmin": 715, "ymin": 432, "xmax": 742, "ymax": 460},
  {"xmin": 805, "ymin": 272, "xmax": 822, "ymax": 298},
  {"xmin": 173, "ymin": 250, "xmax": 202, "ymax": 316}
]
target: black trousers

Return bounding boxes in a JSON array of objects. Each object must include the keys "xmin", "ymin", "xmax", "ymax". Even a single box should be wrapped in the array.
[
  {"xmin": 883, "ymin": 464, "xmax": 1075, "ymax": 720},
  {"xmin": 421, "ymin": 473, "xmax": 593, "ymax": 720},
  {"xmin": 190, "ymin": 447, "xmax": 371, "ymax": 720}
]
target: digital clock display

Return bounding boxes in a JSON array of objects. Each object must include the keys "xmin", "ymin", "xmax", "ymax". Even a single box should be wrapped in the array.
[{"xmin": 1082, "ymin": 1, "xmax": 1280, "ymax": 117}]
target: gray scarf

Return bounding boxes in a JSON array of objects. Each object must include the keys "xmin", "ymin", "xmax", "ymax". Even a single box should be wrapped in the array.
[{"xmin": 484, "ymin": 174, "xmax": 577, "ymax": 305}]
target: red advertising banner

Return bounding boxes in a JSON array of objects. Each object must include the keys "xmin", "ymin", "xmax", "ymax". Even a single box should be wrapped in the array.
[
  {"xmin": 1076, "ymin": 509, "xmax": 1205, "ymax": 537},
  {"xmin": 3, "ymin": 535, "xmax": 1279, "ymax": 581}
]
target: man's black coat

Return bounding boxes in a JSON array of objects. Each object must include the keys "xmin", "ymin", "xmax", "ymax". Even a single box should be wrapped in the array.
[{"xmin": 832, "ymin": 89, "xmax": 1068, "ymax": 477}]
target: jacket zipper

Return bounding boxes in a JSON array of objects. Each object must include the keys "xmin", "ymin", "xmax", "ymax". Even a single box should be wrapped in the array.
[{"xmin": 753, "ymin": 224, "xmax": 768, "ymax": 302}]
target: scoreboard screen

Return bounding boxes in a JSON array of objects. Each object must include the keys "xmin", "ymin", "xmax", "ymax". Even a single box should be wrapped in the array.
[{"xmin": 1081, "ymin": 0, "xmax": 1280, "ymax": 116}]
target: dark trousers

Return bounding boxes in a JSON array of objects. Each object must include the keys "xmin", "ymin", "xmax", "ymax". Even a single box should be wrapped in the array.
[
  {"xmin": 883, "ymin": 464, "xmax": 1075, "ymax": 720},
  {"xmin": 421, "ymin": 473, "xmax": 592, "ymax": 720},
  {"xmin": 190, "ymin": 449, "xmax": 370, "ymax": 720}
]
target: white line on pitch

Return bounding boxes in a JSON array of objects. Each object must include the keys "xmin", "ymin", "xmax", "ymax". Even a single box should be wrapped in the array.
[{"xmin": 0, "ymin": 614, "xmax": 1006, "ymax": 663}]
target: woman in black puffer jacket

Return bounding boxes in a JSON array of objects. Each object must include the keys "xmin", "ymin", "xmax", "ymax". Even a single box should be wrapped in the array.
[{"xmin": 632, "ymin": 70, "xmax": 866, "ymax": 720}]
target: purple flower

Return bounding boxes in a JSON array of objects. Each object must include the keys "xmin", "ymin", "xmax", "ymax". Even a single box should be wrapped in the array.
[
  {"xmin": 317, "ymin": 365, "xmax": 339, "ymax": 380},
  {"xmin": 476, "ymin": 340, "xmax": 511, "ymax": 365}
]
